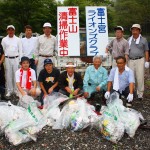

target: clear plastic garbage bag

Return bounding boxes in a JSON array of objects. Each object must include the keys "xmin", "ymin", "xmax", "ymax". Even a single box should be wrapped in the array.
[{"xmin": 0, "ymin": 101, "xmax": 26, "ymax": 134}]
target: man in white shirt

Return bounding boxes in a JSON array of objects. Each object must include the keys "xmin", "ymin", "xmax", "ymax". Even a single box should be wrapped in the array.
[
  {"xmin": 1, "ymin": 25, "xmax": 23, "ymax": 97},
  {"xmin": 15, "ymin": 56, "xmax": 40, "ymax": 99},
  {"xmin": 21, "ymin": 25, "xmax": 38, "ymax": 72},
  {"xmin": 34, "ymin": 22, "xmax": 57, "ymax": 77}
]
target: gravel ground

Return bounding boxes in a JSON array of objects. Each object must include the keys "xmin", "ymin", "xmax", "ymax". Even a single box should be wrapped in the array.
[{"xmin": 0, "ymin": 71, "xmax": 150, "ymax": 150}]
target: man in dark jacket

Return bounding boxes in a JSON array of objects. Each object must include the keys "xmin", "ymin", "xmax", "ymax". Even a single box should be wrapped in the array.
[{"xmin": 58, "ymin": 62, "xmax": 83, "ymax": 97}]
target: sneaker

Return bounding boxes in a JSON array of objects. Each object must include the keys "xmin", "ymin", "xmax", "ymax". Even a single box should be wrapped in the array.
[
  {"xmin": 126, "ymin": 102, "xmax": 132, "ymax": 107},
  {"xmin": 6, "ymin": 92, "xmax": 11, "ymax": 97},
  {"xmin": 38, "ymin": 105, "xmax": 43, "ymax": 109}
]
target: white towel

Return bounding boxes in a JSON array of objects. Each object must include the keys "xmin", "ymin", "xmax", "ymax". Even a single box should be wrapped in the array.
[
  {"xmin": 113, "ymin": 66, "xmax": 130, "ymax": 91},
  {"xmin": 128, "ymin": 34, "xmax": 141, "ymax": 47}
]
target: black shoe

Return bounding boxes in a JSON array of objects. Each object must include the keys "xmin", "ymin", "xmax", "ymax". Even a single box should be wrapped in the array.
[
  {"xmin": 1, "ymin": 95, "xmax": 10, "ymax": 100},
  {"xmin": 126, "ymin": 102, "xmax": 132, "ymax": 108},
  {"xmin": 140, "ymin": 119, "xmax": 147, "ymax": 126}
]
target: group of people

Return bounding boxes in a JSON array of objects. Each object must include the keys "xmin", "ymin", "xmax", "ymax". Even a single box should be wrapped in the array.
[{"xmin": 0, "ymin": 22, "xmax": 149, "ymax": 110}]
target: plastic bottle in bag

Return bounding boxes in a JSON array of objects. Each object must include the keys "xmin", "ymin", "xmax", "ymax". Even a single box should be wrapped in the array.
[{"xmin": 69, "ymin": 87, "xmax": 74, "ymax": 98}]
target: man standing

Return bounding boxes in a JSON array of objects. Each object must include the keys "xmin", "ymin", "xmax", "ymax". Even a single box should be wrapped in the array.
[
  {"xmin": 21, "ymin": 25, "xmax": 38, "ymax": 71},
  {"xmin": 105, "ymin": 26, "xmax": 129, "ymax": 67},
  {"xmin": 1, "ymin": 25, "xmax": 22, "ymax": 97},
  {"xmin": 128, "ymin": 24, "xmax": 149, "ymax": 100},
  {"xmin": 35, "ymin": 22, "xmax": 57, "ymax": 77},
  {"xmin": 0, "ymin": 41, "xmax": 6, "ymax": 100},
  {"xmin": 105, "ymin": 56, "xmax": 135, "ymax": 107}
]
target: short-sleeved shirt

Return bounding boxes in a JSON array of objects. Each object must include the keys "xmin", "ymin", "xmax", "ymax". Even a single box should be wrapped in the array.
[
  {"xmin": 128, "ymin": 36, "xmax": 149, "ymax": 58},
  {"xmin": 15, "ymin": 68, "xmax": 36, "ymax": 89},
  {"xmin": 108, "ymin": 67, "xmax": 135, "ymax": 93},
  {"xmin": 38, "ymin": 68, "xmax": 60, "ymax": 92},
  {"xmin": 106, "ymin": 37, "xmax": 129, "ymax": 58}
]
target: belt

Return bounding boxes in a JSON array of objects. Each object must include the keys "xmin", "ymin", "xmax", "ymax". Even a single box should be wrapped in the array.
[
  {"xmin": 5, "ymin": 56, "xmax": 18, "ymax": 59},
  {"xmin": 129, "ymin": 56, "xmax": 143, "ymax": 60},
  {"xmin": 39, "ymin": 54, "xmax": 53, "ymax": 57}
]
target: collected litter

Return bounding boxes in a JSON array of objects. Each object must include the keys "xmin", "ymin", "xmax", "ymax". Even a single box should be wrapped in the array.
[{"xmin": 0, "ymin": 92, "xmax": 145, "ymax": 145}]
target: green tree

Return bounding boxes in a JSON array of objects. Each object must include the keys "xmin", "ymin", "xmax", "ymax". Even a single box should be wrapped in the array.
[
  {"xmin": 63, "ymin": 0, "xmax": 115, "ymax": 31},
  {"xmin": 0, "ymin": 0, "xmax": 58, "ymax": 35},
  {"xmin": 114, "ymin": 0, "xmax": 150, "ymax": 34}
]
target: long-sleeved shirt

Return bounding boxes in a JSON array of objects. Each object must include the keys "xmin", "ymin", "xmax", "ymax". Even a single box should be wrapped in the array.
[
  {"xmin": 83, "ymin": 65, "xmax": 108, "ymax": 92},
  {"xmin": 34, "ymin": 34, "xmax": 57, "ymax": 60},
  {"xmin": 21, "ymin": 36, "xmax": 38, "ymax": 59},
  {"xmin": 1, "ymin": 35, "xmax": 23, "ymax": 60}
]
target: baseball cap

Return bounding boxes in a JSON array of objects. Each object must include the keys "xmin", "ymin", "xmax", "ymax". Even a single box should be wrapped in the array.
[
  {"xmin": 20, "ymin": 56, "xmax": 30, "ymax": 64},
  {"xmin": 43, "ymin": 22, "xmax": 52, "ymax": 28},
  {"xmin": 114, "ymin": 26, "xmax": 124, "ymax": 31},
  {"xmin": 130, "ymin": 24, "xmax": 141, "ymax": 30},
  {"xmin": 44, "ymin": 58, "xmax": 53, "ymax": 66},
  {"xmin": 7, "ymin": 25, "xmax": 15, "ymax": 30}
]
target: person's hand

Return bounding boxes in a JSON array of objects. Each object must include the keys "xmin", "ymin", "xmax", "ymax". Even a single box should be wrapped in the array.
[
  {"xmin": 48, "ymin": 87, "xmax": 53, "ymax": 94},
  {"xmin": 31, "ymin": 88, "xmax": 36, "ymax": 96},
  {"xmin": 65, "ymin": 87, "xmax": 72, "ymax": 94},
  {"xmin": 96, "ymin": 86, "xmax": 101, "ymax": 91},
  {"xmin": 43, "ymin": 93, "xmax": 48, "ymax": 98},
  {"xmin": 84, "ymin": 92, "xmax": 89, "ymax": 98},
  {"xmin": 35, "ymin": 59, "xmax": 38, "ymax": 65},
  {"xmin": 127, "ymin": 93, "xmax": 133, "ymax": 102},
  {"xmin": 103, "ymin": 53, "xmax": 108, "ymax": 59},
  {"xmin": 104, "ymin": 91, "xmax": 110, "ymax": 99},
  {"xmin": 22, "ymin": 91, "xmax": 27, "ymax": 96},
  {"xmin": 73, "ymin": 89, "xmax": 79, "ymax": 96},
  {"xmin": 145, "ymin": 62, "xmax": 149, "ymax": 68}
]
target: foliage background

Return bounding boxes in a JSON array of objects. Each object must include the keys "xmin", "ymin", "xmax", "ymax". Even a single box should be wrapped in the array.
[{"xmin": 0, "ymin": 0, "xmax": 149, "ymax": 38}]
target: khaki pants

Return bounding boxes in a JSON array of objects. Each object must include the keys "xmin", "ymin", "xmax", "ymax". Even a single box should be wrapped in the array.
[{"xmin": 128, "ymin": 57, "xmax": 145, "ymax": 97}]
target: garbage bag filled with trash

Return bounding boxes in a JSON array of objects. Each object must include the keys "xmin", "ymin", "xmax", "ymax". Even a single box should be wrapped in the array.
[
  {"xmin": 97, "ymin": 92, "xmax": 143, "ymax": 143},
  {"xmin": 53, "ymin": 97, "xmax": 98, "ymax": 131}
]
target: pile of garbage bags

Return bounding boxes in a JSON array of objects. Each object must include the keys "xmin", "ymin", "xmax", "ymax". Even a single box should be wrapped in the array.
[{"xmin": 0, "ymin": 92, "xmax": 145, "ymax": 145}]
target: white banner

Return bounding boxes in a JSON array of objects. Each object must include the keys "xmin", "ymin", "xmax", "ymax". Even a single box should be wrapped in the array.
[
  {"xmin": 57, "ymin": 7, "xmax": 80, "ymax": 56},
  {"xmin": 86, "ymin": 6, "xmax": 108, "ymax": 56}
]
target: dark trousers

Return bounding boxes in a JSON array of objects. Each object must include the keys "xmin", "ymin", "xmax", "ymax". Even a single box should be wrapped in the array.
[
  {"xmin": 0, "ymin": 64, "xmax": 5, "ymax": 95},
  {"xmin": 111, "ymin": 86, "xmax": 130, "ymax": 99},
  {"xmin": 39, "ymin": 89, "xmax": 59, "ymax": 106},
  {"xmin": 30, "ymin": 58, "xmax": 36, "ymax": 73},
  {"xmin": 87, "ymin": 90, "xmax": 105, "ymax": 111}
]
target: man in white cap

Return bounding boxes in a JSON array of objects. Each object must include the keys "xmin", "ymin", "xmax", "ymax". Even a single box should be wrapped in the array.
[
  {"xmin": 128, "ymin": 24, "xmax": 149, "ymax": 100},
  {"xmin": 1, "ymin": 25, "xmax": 23, "ymax": 97},
  {"xmin": 105, "ymin": 26, "xmax": 129, "ymax": 67},
  {"xmin": 34, "ymin": 22, "xmax": 57, "ymax": 77}
]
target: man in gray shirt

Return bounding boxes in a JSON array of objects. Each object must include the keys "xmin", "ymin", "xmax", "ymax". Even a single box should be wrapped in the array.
[
  {"xmin": 105, "ymin": 26, "xmax": 129, "ymax": 67},
  {"xmin": 128, "ymin": 24, "xmax": 149, "ymax": 100}
]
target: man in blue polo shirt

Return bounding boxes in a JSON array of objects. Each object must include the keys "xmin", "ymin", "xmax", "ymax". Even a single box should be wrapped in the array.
[{"xmin": 105, "ymin": 56, "xmax": 135, "ymax": 107}]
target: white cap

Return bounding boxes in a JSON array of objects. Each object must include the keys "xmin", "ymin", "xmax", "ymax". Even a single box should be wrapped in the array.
[
  {"xmin": 43, "ymin": 22, "xmax": 52, "ymax": 28},
  {"xmin": 7, "ymin": 25, "xmax": 15, "ymax": 30},
  {"xmin": 130, "ymin": 24, "xmax": 141, "ymax": 30},
  {"xmin": 114, "ymin": 26, "xmax": 124, "ymax": 31}
]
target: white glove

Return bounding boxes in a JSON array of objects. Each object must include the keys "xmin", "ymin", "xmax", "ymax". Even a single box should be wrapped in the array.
[
  {"xmin": 145, "ymin": 62, "xmax": 149, "ymax": 68},
  {"xmin": 105, "ymin": 91, "xmax": 110, "ymax": 99},
  {"xmin": 127, "ymin": 93, "xmax": 133, "ymax": 102},
  {"xmin": 103, "ymin": 53, "xmax": 108, "ymax": 59}
]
